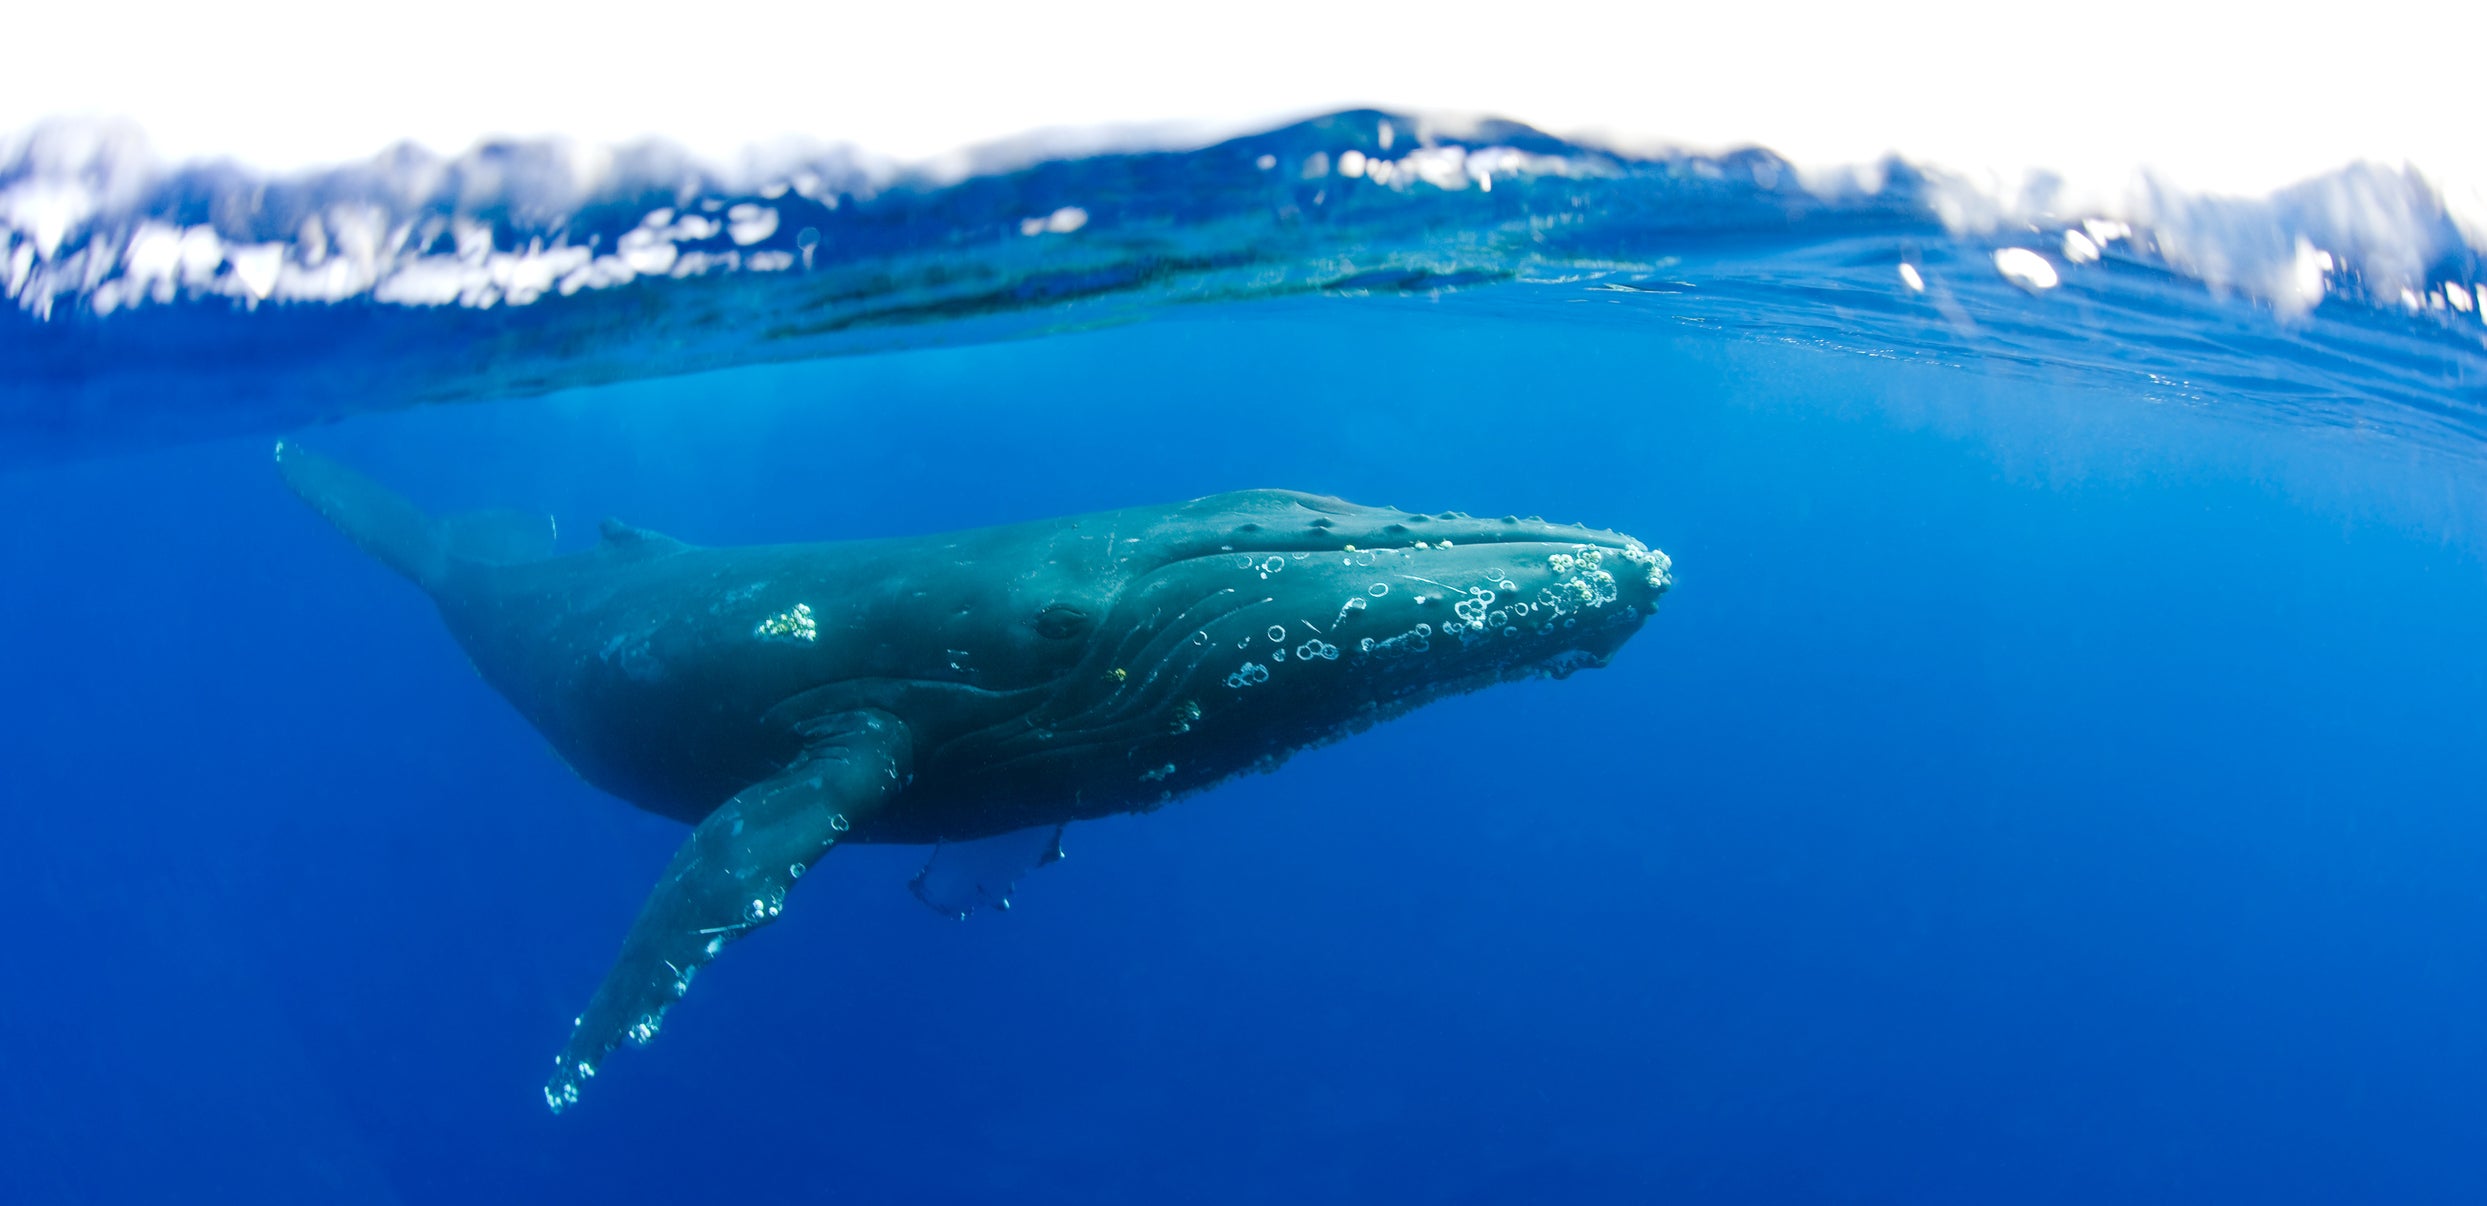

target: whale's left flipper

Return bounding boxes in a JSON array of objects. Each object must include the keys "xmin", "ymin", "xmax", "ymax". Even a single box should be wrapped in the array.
[{"xmin": 545, "ymin": 709, "xmax": 914, "ymax": 1113}]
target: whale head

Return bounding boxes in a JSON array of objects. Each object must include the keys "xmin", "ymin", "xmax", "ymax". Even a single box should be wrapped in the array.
[{"xmin": 989, "ymin": 490, "xmax": 1672, "ymax": 805}]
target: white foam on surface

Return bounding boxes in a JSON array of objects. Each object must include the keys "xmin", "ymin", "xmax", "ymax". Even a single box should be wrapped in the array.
[
  {"xmin": 6, "ymin": 2, "xmax": 2480, "ymax": 197},
  {"xmin": 6, "ymin": 3, "xmax": 2480, "ymax": 326}
]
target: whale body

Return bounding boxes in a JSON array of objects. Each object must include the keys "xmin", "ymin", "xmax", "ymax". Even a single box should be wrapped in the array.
[{"xmin": 274, "ymin": 445, "xmax": 1672, "ymax": 1111}]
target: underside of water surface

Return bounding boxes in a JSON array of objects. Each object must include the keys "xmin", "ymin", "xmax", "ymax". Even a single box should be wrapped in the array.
[{"xmin": 6, "ymin": 109, "xmax": 2483, "ymax": 462}]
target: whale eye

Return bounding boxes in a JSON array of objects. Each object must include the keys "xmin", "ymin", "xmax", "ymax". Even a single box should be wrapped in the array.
[{"xmin": 1032, "ymin": 602, "xmax": 1091, "ymax": 640}]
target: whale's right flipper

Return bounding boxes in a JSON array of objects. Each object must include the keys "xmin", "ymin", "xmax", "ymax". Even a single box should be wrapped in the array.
[{"xmin": 544, "ymin": 709, "xmax": 914, "ymax": 1113}]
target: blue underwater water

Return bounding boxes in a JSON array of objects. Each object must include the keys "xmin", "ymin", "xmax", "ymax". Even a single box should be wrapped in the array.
[{"xmin": 5, "ymin": 112, "xmax": 2487, "ymax": 1203}]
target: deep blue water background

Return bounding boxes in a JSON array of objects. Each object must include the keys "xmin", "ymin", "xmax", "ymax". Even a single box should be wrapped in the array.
[{"xmin": 4, "ymin": 303, "xmax": 2484, "ymax": 1202}]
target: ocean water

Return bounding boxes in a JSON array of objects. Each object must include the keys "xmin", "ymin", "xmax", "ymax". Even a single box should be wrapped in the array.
[{"xmin": 3, "ymin": 111, "xmax": 2485, "ymax": 1203}]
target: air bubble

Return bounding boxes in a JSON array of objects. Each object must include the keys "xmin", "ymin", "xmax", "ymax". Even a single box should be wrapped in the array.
[
  {"xmin": 1267, "ymin": 625, "xmax": 1286, "ymax": 642},
  {"xmin": 1503, "ymin": 626, "xmax": 1520, "ymax": 638},
  {"xmin": 1272, "ymin": 648, "xmax": 1286, "ymax": 661},
  {"xmin": 1369, "ymin": 583, "xmax": 1389, "ymax": 597},
  {"xmin": 830, "ymin": 813, "xmax": 850, "ymax": 832},
  {"xmin": 1261, "ymin": 557, "xmax": 1285, "ymax": 574},
  {"xmin": 1498, "ymin": 579, "xmax": 1518, "ymax": 592}
]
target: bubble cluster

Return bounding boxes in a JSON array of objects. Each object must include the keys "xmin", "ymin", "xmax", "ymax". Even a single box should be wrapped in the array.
[
  {"xmin": 1225, "ymin": 661, "xmax": 1271, "ymax": 688},
  {"xmin": 1296, "ymin": 638, "xmax": 1340, "ymax": 661}
]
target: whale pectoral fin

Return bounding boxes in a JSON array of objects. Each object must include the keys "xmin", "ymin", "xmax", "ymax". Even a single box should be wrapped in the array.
[
  {"xmin": 544, "ymin": 709, "xmax": 913, "ymax": 1113},
  {"xmin": 909, "ymin": 824, "xmax": 1068, "ymax": 919}
]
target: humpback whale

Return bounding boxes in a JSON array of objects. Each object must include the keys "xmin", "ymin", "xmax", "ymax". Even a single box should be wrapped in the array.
[{"xmin": 274, "ymin": 445, "xmax": 1673, "ymax": 1112}]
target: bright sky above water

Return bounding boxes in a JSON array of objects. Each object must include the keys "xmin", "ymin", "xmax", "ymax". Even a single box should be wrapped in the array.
[{"xmin": 8, "ymin": 0, "xmax": 2480, "ymax": 208}]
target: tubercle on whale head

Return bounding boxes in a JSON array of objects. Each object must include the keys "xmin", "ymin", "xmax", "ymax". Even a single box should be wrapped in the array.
[{"xmin": 1135, "ymin": 490, "xmax": 1672, "ymax": 614}]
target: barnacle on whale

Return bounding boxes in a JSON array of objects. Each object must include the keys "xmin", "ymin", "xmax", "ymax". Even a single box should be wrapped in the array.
[{"xmin": 755, "ymin": 602, "xmax": 817, "ymax": 642}]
